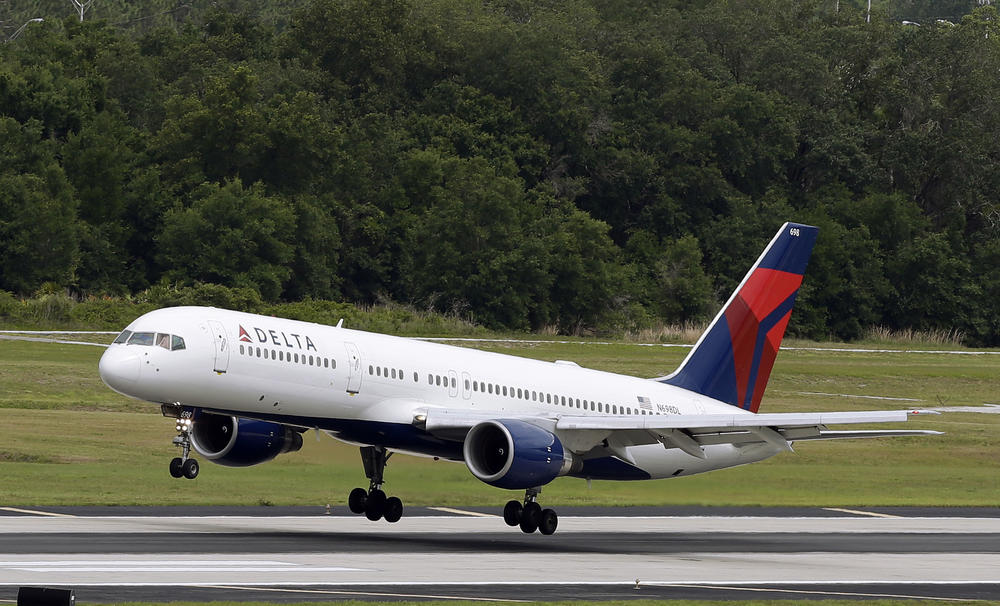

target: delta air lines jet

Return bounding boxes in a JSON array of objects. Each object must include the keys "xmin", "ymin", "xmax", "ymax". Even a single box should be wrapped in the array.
[{"xmin": 99, "ymin": 222, "xmax": 937, "ymax": 535}]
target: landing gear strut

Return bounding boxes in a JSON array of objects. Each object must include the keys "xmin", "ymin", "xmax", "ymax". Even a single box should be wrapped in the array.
[
  {"xmin": 503, "ymin": 487, "xmax": 557, "ymax": 535},
  {"xmin": 164, "ymin": 406, "xmax": 199, "ymax": 480},
  {"xmin": 347, "ymin": 446, "xmax": 403, "ymax": 523}
]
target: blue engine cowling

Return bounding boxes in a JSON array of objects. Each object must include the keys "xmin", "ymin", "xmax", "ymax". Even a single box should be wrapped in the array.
[
  {"xmin": 462, "ymin": 419, "xmax": 573, "ymax": 489},
  {"xmin": 190, "ymin": 412, "xmax": 303, "ymax": 467}
]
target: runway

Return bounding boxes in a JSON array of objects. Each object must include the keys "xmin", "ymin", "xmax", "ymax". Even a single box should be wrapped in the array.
[{"xmin": 1, "ymin": 507, "xmax": 999, "ymax": 602}]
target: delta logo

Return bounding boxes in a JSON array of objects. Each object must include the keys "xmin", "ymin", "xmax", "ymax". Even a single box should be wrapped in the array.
[{"xmin": 238, "ymin": 324, "xmax": 318, "ymax": 352}]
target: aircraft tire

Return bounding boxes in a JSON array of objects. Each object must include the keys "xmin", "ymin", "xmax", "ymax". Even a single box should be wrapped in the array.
[
  {"xmin": 538, "ymin": 508, "xmax": 558, "ymax": 535},
  {"xmin": 182, "ymin": 458, "xmax": 199, "ymax": 480},
  {"xmin": 169, "ymin": 457, "xmax": 184, "ymax": 478},
  {"xmin": 503, "ymin": 500, "xmax": 522, "ymax": 526},
  {"xmin": 383, "ymin": 496, "xmax": 403, "ymax": 523},
  {"xmin": 365, "ymin": 489, "xmax": 386, "ymax": 521},
  {"xmin": 519, "ymin": 502, "xmax": 541, "ymax": 533},
  {"xmin": 348, "ymin": 487, "xmax": 367, "ymax": 514}
]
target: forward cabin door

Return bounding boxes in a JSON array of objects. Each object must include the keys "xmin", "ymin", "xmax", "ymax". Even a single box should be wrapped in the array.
[
  {"xmin": 207, "ymin": 319, "xmax": 230, "ymax": 373},
  {"xmin": 345, "ymin": 342, "xmax": 362, "ymax": 394}
]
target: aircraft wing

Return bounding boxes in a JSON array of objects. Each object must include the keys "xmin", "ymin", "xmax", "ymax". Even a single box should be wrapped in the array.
[{"xmin": 421, "ymin": 408, "xmax": 941, "ymax": 459}]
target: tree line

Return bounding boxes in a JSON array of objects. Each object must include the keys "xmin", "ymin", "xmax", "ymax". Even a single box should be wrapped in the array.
[{"xmin": 2, "ymin": 0, "xmax": 1000, "ymax": 343}]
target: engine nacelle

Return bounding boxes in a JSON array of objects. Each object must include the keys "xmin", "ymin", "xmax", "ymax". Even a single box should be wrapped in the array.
[
  {"xmin": 463, "ymin": 419, "xmax": 575, "ymax": 489},
  {"xmin": 190, "ymin": 412, "xmax": 303, "ymax": 467}
]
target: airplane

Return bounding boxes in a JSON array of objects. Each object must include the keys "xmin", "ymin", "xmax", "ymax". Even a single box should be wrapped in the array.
[{"xmin": 98, "ymin": 222, "xmax": 939, "ymax": 535}]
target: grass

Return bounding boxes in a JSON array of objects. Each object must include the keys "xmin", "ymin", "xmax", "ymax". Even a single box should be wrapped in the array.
[
  {"xmin": 0, "ymin": 337, "xmax": 998, "ymax": 507},
  {"xmin": 83, "ymin": 602, "xmax": 996, "ymax": 606}
]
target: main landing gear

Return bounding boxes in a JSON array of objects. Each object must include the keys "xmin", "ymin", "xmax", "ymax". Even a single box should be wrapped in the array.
[
  {"xmin": 347, "ymin": 446, "xmax": 403, "ymax": 523},
  {"xmin": 168, "ymin": 411, "xmax": 200, "ymax": 480},
  {"xmin": 503, "ymin": 487, "xmax": 558, "ymax": 535}
]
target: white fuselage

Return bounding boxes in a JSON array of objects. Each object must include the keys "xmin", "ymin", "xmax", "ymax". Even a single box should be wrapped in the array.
[{"xmin": 99, "ymin": 306, "xmax": 782, "ymax": 481}]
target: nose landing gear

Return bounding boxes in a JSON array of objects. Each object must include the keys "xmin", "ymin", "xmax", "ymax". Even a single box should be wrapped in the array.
[
  {"xmin": 347, "ymin": 446, "xmax": 403, "ymax": 523},
  {"xmin": 503, "ymin": 487, "xmax": 557, "ymax": 535},
  {"xmin": 164, "ymin": 405, "xmax": 199, "ymax": 480}
]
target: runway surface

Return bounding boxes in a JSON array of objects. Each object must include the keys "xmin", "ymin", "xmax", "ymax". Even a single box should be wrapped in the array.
[{"xmin": 1, "ymin": 507, "xmax": 999, "ymax": 602}]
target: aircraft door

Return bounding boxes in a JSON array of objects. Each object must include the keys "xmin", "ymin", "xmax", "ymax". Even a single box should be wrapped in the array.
[
  {"xmin": 207, "ymin": 319, "xmax": 230, "ymax": 373},
  {"xmin": 344, "ymin": 342, "xmax": 362, "ymax": 394}
]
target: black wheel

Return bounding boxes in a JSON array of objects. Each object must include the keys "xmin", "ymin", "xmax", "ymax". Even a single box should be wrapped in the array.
[
  {"xmin": 519, "ymin": 502, "xmax": 541, "ymax": 533},
  {"xmin": 365, "ymin": 489, "xmax": 387, "ymax": 521},
  {"xmin": 348, "ymin": 487, "xmax": 368, "ymax": 514},
  {"xmin": 383, "ymin": 496, "xmax": 403, "ymax": 523},
  {"xmin": 182, "ymin": 458, "xmax": 199, "ymax": 480},
  {"xmin": 538, "ymin": 508, "xmax": 558, "ymax": 535},
  {"xmin": 169, "ymin": 457, "xmax": 184, "ymax": 478},
  {"xmin": 503, "ymin": 500, "xmax": 522, "ymax": 526}
]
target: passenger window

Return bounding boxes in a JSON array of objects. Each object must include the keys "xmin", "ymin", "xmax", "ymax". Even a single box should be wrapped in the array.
[
  {"xmin": 114, "ymin": 330, "xmax": 132, "ymax": 344},
  {"xmin": 452, "ymin": 378, "xmax": 457, "ymax": 388},
  {"xmin": 369, "ymin": 365, "xmax": 374, "ymax": 375},
  {"xmin": 127, "ymin": 332, "xmax": 154, "ymax": 346},
  {"xmin": 465, "ymin": 379, "xmax": 470, "ymax": 390},
  {"xmin": 239, "ymin": 345, "xmax": 245, "ymax": 355},
  {"xmin": 171, "ymin": 335, "xmax": 185, "ymax": 351}
]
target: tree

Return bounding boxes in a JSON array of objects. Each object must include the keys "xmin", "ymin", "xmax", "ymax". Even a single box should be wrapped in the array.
[
  {"xmin": 0, "ymin": 119, "xmax": 78, "ymax": 294},
  {"xmin": 157, "ymin": 179, "xmax": 295, "ymax": 301}
]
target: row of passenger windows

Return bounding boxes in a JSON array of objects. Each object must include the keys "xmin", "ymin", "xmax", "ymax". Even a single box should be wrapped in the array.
[
  {"xmin": 466, "ymin": 378, "xmax": 654, "ymax": 415},
  {"xmin": 239, "ymin": 344, "xmax": 337, "ymax": 369},
  {"xmin": 367, "ymin": 365, "xmax": 461, "ymax": 390},
  {"xmin": 366, "ymin": 360, "xmax": 655, "ymax": 416},
  {"xmin": 114, "ymin": 330, "xmax": 186, "ymax": 351}
]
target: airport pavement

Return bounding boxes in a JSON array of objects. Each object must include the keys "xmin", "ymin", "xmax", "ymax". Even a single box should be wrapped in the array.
[{"xmin": 1, "ymin": 507, "xmax": 999, "ymax": 602}]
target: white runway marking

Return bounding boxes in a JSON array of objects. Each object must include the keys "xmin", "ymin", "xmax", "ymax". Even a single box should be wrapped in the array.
[
  {"xmin": 822, "ymin": 508, "xmax": 903, "ymax": 519},
  {"xmin": 0, "ymin": 553, "xmax": 997, "ymax": 586},
  {"xmin": 1, "ymin": 515, "xmax": 997, "ymax": 534},
  {"xmin": 204, "ymin": 584, "xmax": 528, "ymax": 602},
  {"xmin": 661, "ymin": 583, "xmax": 976, "ymax": 602},
  {"xmin": 799, "ymin": 391, "xmax": 925, "ymax": 402},
  {"xmin": 0, "ymin": 507, "xmax": 75, "ymax": 518},
  {"xmin": 0, "ymin": 335, "xmax": 108, "ymax": 347},
  {"xmin": 11, "ymin": 330, "xmax": 1000, "ymax": 356},
  {"xmin": 428, "ymin": 507, "xmax": 499, "ymax": 517}
]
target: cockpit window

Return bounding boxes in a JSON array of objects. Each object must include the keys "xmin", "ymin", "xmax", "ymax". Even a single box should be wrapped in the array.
[
  {"xmin": 171, "ymin": 335, "xmax": 186, "ymax": 351},
  {"xmin": 155, "ymin": 333, "xmax": 171, "ymax": 349},
  {"xmin": 113, "ymin": 330, "xmax": 132, "ymax": 344},
  {"xmin": 127, "ymin": 332, "xmax": 155, "ymax": 346}
]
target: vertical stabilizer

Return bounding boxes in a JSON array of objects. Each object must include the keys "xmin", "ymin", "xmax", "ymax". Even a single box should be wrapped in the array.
[{"xmin": 660, "ymin": 222, "xmax": 818, "ymax": 412}]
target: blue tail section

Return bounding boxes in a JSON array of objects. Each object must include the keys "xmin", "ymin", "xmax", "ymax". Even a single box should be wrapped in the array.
[{"xmin": 660, "ymin": 222, "xmax": 818, "ymax": 412}]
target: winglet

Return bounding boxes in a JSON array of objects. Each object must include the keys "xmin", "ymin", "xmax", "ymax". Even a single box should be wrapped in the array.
[{"xmin": 660, "ymin": 222, "xmax": 819, "ymax": 412}]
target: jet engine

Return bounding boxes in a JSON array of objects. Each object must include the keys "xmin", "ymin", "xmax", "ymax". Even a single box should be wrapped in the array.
[
  {"xmin": 190, "ymin": 412, "xmax": 303, "ymax": 467},
  {"xmin": 463, "ymin": 419, "xmax": 576, "ymax": 489}
]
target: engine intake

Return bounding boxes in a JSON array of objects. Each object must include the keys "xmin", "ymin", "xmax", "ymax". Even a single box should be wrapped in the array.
[
  {"xmin": 463, "ymin": 419, "xmax": 575, "ymax": 489},
  {"xmin": 191, "ymin": 412, "xmax": 303, "ymax": 467}
]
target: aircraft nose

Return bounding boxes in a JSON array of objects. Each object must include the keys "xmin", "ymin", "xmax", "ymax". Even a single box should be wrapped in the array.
[{"xmin": 99, "ymin": 346, "xmax": 141, "ymax": 395}]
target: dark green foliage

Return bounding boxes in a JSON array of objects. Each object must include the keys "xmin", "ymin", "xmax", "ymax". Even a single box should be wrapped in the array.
[{"xmin": 2, "ymin": 0, "xmax": 1000, "ymax": 342}]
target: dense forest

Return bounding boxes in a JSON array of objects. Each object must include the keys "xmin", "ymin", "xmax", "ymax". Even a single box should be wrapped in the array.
[{"xmin": 2, "ymin": 0, "xmax": 1000, "ymax": 343}]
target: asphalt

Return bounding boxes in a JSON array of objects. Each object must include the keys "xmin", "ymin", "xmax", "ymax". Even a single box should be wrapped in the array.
[{"xmin": 1, "ymin": 507, "xmax": 998, "ymax": 603}]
